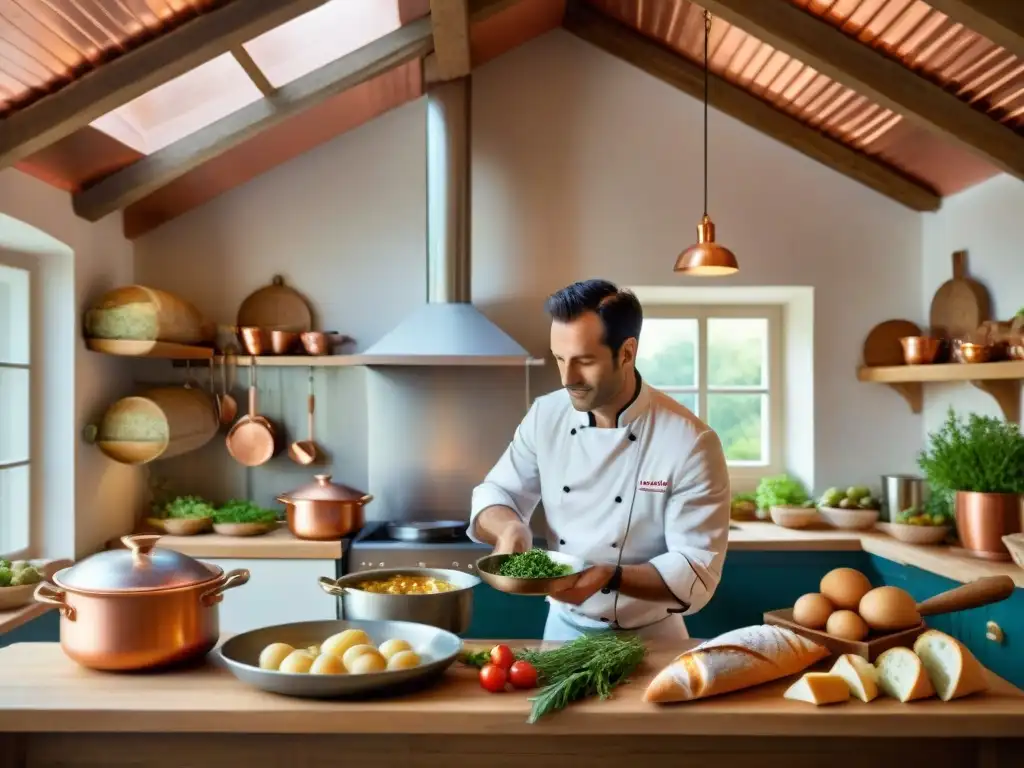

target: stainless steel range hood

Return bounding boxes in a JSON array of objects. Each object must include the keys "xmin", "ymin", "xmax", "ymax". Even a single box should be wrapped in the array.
[{"xmin": 360, "ymin": 76, "xmax": 541, "ymax": 367}]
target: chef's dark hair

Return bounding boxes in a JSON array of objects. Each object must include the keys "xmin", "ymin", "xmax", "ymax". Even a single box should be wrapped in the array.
[{"xmin": 545, "ymin": 279, "xmax": 643, "ymax": 356}]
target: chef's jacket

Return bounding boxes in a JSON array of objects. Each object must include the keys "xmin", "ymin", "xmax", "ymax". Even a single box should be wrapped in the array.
[{"xmin": 469, "ymin": 375, "xmax": 731, "ymax": 632}]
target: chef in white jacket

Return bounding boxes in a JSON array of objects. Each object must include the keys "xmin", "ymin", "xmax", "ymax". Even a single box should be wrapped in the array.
[{"xmin": 469, "ymin": 279, "xmax": 731, "ymax": 642}]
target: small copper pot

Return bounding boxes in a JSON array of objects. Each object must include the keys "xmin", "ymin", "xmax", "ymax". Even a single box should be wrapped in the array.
[
  {"xmin": 34, "ymin": 534, "xmax": 249, "ymax": 671},
  {"xmin": 278, "ymin": 474, "xmax": 372, "ymax": 540},
  {"xmin": 955, "ymin": 491, "xmax": 1024, "ymax": 561}
]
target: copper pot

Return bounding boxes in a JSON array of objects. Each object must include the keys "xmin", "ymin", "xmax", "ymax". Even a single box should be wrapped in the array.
[
  {"xmin": 900, "ymin": 336, "xmax": 941, "ymax": 365},
  {"xmin": 277, "ymin": 474, "xmax": 372, "ymax": 540},
  {"xmin": 33, "ymin": 534, "xmax": 249, "ymax": 671},
  {"xmin": 955, "ymin": 491, "xmax": 1024, "ymax": 561}
]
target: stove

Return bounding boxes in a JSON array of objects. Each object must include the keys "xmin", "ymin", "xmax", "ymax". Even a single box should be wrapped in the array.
[{"xmin": 347, "ymin": 521, "xmax": 491, "ymax": 575}]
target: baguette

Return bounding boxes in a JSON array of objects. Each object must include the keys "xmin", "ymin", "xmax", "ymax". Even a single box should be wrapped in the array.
[
  {"xmin": 643, "ymin": 624, "xmax": 830, "ymax": 703},
  {"xmin": 913, "ymin": 629, "xmax": 988, "ymax": 701}
]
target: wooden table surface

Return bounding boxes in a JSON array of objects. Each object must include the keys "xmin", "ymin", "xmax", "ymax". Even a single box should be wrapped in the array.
[{"xmin": 0, "ymin": 640, "xmax": 1021, "ymax": 737}]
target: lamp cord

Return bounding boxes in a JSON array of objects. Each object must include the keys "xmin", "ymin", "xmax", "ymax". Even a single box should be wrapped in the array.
[{"xmin": 703, "ymin": 10, "xmax": 710, "ymax": 219}]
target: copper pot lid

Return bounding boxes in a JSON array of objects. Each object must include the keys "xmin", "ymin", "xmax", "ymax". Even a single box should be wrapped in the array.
[
  {"xmin": 56, "ymin": 534, "xmax": 218, "ymax": 592},
  {"xmin": 280, "ymin": 474, "xmax": 370, "ymax": 502}
]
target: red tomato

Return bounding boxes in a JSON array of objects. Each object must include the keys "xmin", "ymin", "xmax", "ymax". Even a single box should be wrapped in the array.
[
  {"xmin": 489, "ymin": 644, "xmax": 515, "ymax": 670},
  {"xmin": 508, "ymin": 660, "xmax": 538, "ymax": 690},
  {"xmin": 479, "ymin": 663, "xmax": 507, "ymax": 693}
]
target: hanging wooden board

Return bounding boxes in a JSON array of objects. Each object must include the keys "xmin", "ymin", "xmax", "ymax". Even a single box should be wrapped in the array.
[
  {"xmin": 862, "ymin": 319, "xmax": 921, "ymax": 367},
  {"xmin": 929, "ymin": 250, "xmax": 991, "ymax": 339},
  {"xmin": 236, "ymin": 275, "xmax": 313, "ymax": 332}
]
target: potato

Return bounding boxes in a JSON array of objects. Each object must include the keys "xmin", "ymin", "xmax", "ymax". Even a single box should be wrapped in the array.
[
  {"xmin": 278, "ymin": 649, "xmax": 315, "ymax": 674},
  {"xmin": 342, "ymin": 643, "xmax": 381, "ymax": 671},
  {"xmin": 258, "ymin": 642, "xmax": 295, "ymax": 671},
  {"xmin": 310, "ymin": 653, "xmax": 346, "ymax": 675},
  {"xmin": 386, "ymin": 650, "xmax": 421, "ymax": 671},
  {"xmin": 348, "ymin": 651, "xmax": 386, "ymax": 674},
  {"xmin": 378, "ymin": 638, "xmax": 413, "ymax": 661},
  {"xmin": 322, "ymin": 629, "xmax": 371, "ymax": 659}
]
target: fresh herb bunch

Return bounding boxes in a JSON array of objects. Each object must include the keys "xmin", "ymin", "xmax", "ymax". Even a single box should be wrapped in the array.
[
  {"xmin": 161, "ymin": 495, "xmax": 215, "ymax": 520},
  {"xmin": 754, "ymin": 474, "xmax": 810, "ymax": 510},
  {"xmin": 918, "ymin": 408, "xmax": 1024, "ymax": 494},
  {"xmin": 214, "ymin": 499, "xmax": 278, "ymax": 524},
  {"xmin": 518, "ymin": 633, "xmax": 647, "ymax": 723},
  {"xmin": 498, "ymin": 549, "xmax": 572, "ymax": 579}
]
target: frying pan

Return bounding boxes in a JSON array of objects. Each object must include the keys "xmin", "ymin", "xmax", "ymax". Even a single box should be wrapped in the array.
[{"xmin": 225, "ymin": 357, "xmax": 276, "ymax": 466}]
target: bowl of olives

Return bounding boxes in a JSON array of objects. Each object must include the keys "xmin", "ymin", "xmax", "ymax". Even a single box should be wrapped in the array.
[
  {"xmin": 878, "ymin": 508, "xmax": 951, "ymax": 546},
  {"xmin": 817, "ymin": 486, "xmax": 881, "ymax": 530}
]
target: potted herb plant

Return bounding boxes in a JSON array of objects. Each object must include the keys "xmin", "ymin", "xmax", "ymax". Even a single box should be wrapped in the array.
[
  {"xmin": 755, "ymin": 474, "xmax": 816, "ymax": 529},
  {"xmin": 918, "ymin": 408, "xmax": 1024, "ymax": 560}
]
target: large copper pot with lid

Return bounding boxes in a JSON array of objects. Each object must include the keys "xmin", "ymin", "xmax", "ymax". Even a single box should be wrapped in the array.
[
  {"xmin": 278, "ymin": 474, "xmax": 372, "ymax": 540},
  {"xmin": 33, "ymin": 534, "xmax": 249, "ymax": 671}
]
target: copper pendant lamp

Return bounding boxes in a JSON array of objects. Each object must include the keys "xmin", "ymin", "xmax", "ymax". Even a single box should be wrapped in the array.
[{"xmin": 674, "ymin": 11, "xmax": 738, "ymax": 276}]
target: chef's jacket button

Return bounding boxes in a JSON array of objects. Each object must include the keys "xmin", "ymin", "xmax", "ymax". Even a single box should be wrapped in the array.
[
  {"xmin": 570, "ymin": 428, "xmax": 577, "ymax": 435},
  {"xmin": 628, "ymin": 433, "xmax": 637, "ymax": 442},
  {"xmin": 614, "ymin": 495, "xmax": 622, "ymax": 503},
  {"xmin": 563, "ymin": 485, "xmax": 570, "ymax": 493},
  {"xmin": 559, "ymin": 538, "xmax": 565, "ymax": 545},
  {"xmin": 611, "ymin": 543, "xmax": 618, "ymax": 548},
  {"xmin": 601, "ymin": 587, "xmax": 611, "ymax": 595},
  {"xmin": 600, "ymin": 617, "xmax": 610, "ymax": 623}
]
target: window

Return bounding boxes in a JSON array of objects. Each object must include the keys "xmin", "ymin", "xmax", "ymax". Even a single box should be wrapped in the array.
[
  {"xmin": 0, "ymin": 262, "xmax": 30, "ymax": 557},
  {"xmin": 636, "ymin": 305, "xmax": 784, "ymax": 480}
]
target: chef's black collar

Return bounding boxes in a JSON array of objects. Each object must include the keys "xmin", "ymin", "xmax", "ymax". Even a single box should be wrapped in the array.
[{"xmin": 586, "ymin": 370, "xmax": 644, "ymax": 428}]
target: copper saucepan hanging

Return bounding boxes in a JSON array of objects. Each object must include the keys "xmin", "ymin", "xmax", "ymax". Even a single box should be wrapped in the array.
[{"xmin": 225, "ymin": 357, "xmax": 276, "ymax": 466}]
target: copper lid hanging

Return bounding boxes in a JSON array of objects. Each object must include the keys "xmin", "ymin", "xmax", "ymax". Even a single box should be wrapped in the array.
[{"xmin": 674, "ymin": 11, "xmax": 738, "ymax": 277}]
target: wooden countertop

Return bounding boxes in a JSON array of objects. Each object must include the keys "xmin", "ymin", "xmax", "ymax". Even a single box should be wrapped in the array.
[
  {"xmin": 106, "ymin": 524, "xmax": 344, "ymax": 560},
  {"xmin": 728, "ymin": 522, "xmax": 1024, "ymax": 588},
  {"xmin": 0, "ymin": 640, "xmax": 1021, "ymax": 737}
]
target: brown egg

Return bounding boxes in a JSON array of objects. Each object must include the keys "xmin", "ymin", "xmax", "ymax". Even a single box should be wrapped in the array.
[
  {"xmin": 825, "ymin": 610, "xmax": 869, "ymax": 641},
  {"xmin": 820, "ymin": 568, "xmax": 873, "ymax": 610},
  {"xmin": 858, "ymin": 586, "xmax": 921, "ymax": 631},
  {"xmin": 792, "ymin": 593, "xmax": 834, "ymax": 629}
]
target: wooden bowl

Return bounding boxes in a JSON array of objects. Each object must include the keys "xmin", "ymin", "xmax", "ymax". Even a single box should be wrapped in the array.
[
  {"xmin": 818, "ymin": 506, "xmax": 879, "ymax": 530},
  {"xmin": 0, "ymin": 582, "xmax": 38, "ymax": 611},
  {"xmin": 769, "ymin": 505, "xmax": 819, "ymax": 529},
  {"xmin": 213, "ymin": 522, "xmax": 275, "ymax": 537},
  {"xmin": 148, "ymin": 516, "xmax": 213, "ymax": 536},
  {"xmin": 879, "ymin": 522, "xmax": 952, "ymax": 546},
  {"xmin": 1002, "ymin": 533, "xmax": 1024, "ymax": 569}
]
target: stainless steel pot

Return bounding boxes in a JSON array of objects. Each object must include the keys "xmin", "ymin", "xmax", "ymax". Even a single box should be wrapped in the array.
[
  {"xmin": 278, "ymin": 474, "xmax": 372, "ymax": 540},
  {"xmin": 33, "ymin": 533, "xmax": 249, "ymax": 671},
  {"xmin": 318, "ymin": 567, "xmax": 480, "ymax": 635}
]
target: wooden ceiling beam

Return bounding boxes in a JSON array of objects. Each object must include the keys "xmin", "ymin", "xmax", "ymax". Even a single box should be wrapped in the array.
[
  {"xmin": 0, "ymin": 0, "xmax": 332, "ymax": 169},
  {"xmin": 72, "ymin": 18, "xmax": 434, "ymax": 222},
  {"xmin": 561, "ymin": 2, "xmax": 941, "ymax": 212},
  {"xmin": 698, "ymin": 0, "xmax": 1024, "ymax": 183},
  {"xmin": 925, "ymin": 0, "xmax": 1024, "ymax": 60},
  {"xmin": 429, "ymin": 0, "xmax": 472, "ymax": 80}
]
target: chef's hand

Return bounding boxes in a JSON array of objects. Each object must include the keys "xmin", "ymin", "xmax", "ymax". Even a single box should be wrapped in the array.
[
  {"xmin": 548, "ymin": 564, "xmax": 615, "ymax": 606},
  {"xmin": 494, "ymin": 520, "xmax": 533, "ymax": 555}
]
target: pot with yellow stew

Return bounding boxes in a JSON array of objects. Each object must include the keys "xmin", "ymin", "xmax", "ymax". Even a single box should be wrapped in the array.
[{"xmin": 318, "ymin": 567, "xmax": 479, "ymax": 634}]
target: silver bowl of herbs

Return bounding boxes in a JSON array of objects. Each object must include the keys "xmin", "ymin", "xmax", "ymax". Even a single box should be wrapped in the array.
[{"xmin": 475, "ymin": 549, "xmax": 586, "ymax": 595}]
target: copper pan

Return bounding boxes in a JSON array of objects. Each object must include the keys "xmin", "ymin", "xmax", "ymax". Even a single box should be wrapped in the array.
[{"xmin": 225, "ymin": 358, "xmax": 276, "ymax": 466}]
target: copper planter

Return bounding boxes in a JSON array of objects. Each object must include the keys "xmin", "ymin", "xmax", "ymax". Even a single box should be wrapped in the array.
[
  {"xmin": 34, "ymin": 534, "xmax": 249, "ymax": 671},
  {"xmin": 955, "ymin": 491, "xmax": 1024, "ymax": 561},
  {"xmin": 277, "ymin": 474, "xmax": 372, "ymax": 540}
]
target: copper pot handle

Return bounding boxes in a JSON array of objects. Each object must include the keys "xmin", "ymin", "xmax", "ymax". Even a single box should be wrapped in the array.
[
  {"xmin": 359, "ymin": 494, "xmax": 373, "ymax": 504},
  {"xmin": 34, "ymin": 582, "xmax": 76, "ymax": 620},
  {"xmin": 318, "ymin": 576, "xmax": 349, "ymax": 597},
  {"xmin": 200, "ymin": 569, "xmax": 250, "ymax": 607}
]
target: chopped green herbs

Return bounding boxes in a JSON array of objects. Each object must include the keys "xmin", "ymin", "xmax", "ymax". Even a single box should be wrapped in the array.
[
  {"xmin": 214, "ymin": 499, "xmax": 278, "ymax": 524},
  {"xmin": 497, "ymin": 549, "xmax": 572, "ymax": 579}
]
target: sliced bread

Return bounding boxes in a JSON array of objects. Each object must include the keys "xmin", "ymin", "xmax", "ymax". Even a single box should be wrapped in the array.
[
  {"xmin": 913, "ymin": 629, "xmax": 989, "ymax": 701},
  {"xmin": 829, "ymin": 653, "xmax": 879, "ymax": 702},
  {"xmin": 783, "ymin": 673, "xmax": 851, "ymax": 706},
  {"xmin": 875, "ymin": 646, "xmax": 935, "ymax": 703}
]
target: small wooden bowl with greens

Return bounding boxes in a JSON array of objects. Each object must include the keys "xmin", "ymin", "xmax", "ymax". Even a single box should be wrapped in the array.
[
  {"xmin": 475, "ymin": 548, "xmax": 586, "ymax": 596},
  {"xmin": 212, "ymin": 500, "xmax": 279, "ymax": 537},
  {"xmin": 147, "ymin": 495, "xmax": 214, "ymax": 536}
]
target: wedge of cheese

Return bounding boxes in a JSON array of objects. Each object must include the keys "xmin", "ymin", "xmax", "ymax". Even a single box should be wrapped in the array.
[
  {"xmin": 829, "ymin": 653, "xmax": 879, "ymax": 702},
  {"xmin": 913, "ymin": 630, "xmax": 989, "ymax": 701},
  {"xmin": 783, "ymin": 673, "xmax": 851, "ymax": 706},
  {"xmin": 875, "ymin": 647, "xmax": 935, "ymax": 703}
]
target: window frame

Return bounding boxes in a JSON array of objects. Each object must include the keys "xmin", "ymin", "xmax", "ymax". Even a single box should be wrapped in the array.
[
  {"xmin": 639, "ymin": 303, "xmax": 785, "ymax": 483},
  {"xmin": 0, "ymin": 250, "xmax": 37, "ymax": 561}
]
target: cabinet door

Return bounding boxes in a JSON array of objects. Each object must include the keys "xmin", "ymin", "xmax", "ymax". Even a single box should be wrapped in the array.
[
  {"xmin": 869, "ymin": 556, "xmax": 1023, "ymax": 690},
  {"xmin": 204, "ymin": 558, "xmax": 339, "ymax": 635}
]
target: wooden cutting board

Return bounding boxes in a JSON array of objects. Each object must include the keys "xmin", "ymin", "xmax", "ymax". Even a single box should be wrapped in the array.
[
  {"xmin": 929, "ymin": 250, "xmax": 990, "ymax": 339},
  {"xmin": 862, "ymin": 319, "xmax": 921, "ymax": 366},
  {"xmin": 236, "ymin": 275, "xmax": 313, "ymax": 332}
]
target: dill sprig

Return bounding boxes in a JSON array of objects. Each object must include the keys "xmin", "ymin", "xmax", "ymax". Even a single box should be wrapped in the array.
[{"xmin": 497, "ymin": 549, "xmax": 572, "ymax": 579}]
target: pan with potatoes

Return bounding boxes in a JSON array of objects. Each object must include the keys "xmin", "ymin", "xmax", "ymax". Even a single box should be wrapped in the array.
[
  {"xmin": 218, "ymin": 619, "xmax": 462, "ymax": 698},
  {"xmin": 765, "ymin": 568, "xmax": 1013, "ymax": 661}
]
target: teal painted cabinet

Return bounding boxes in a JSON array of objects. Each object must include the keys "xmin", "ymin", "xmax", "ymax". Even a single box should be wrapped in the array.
[{"xmin": 0, "ymin": 610, "xmax": 58, "ymax": 648}]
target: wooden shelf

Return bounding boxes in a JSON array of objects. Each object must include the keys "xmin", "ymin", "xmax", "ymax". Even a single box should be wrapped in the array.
[
  {"xmin": 176, "ymin": 354, "xmax": 546, "ymax": 368},
  {"xmin": 86, "ymin": 339, "xmax": 214, "ymax": 359},
  {"xmin": 857, "ymin": 361, "xmax": 1024, "ymax": 422}
]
